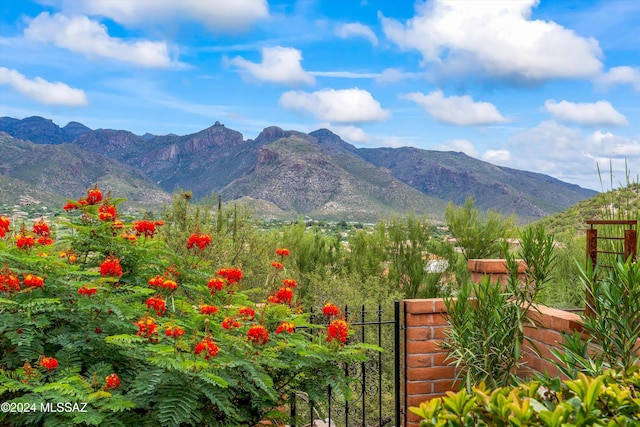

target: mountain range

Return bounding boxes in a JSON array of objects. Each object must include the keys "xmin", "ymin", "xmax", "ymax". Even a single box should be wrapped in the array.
[{"xmin": 0, "ymin": 116, "xmax": 597, "ymax": 222}]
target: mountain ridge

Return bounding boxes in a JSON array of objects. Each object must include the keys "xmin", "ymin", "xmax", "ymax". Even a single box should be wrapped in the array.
[{"xmin": 0, "ymin": 116, "xmax": 597, "ymax": 222}]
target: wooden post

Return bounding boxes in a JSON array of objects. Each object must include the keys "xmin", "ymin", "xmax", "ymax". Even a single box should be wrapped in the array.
[
  {"xmin": 624, "ymin": 229, "xmax": 637, "ymax": 263},
  {"xmin": 585, "ymin": 228, "xmax": 598, "ymax": 318}
]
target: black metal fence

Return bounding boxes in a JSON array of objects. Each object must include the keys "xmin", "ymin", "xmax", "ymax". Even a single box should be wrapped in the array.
[{"xmin": 288, "ymin": 302, "xmax": 401, "ymax": 427}]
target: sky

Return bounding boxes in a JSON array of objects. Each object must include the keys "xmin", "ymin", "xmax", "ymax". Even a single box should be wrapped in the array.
[{"xmin": 1, "ymin": 0, "xmax": 639, "ymax": 192}]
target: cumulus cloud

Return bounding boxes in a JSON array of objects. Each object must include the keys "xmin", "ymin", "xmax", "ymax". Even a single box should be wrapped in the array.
[
  {"xmin": 401, "ymin": 90, "xmax": 507, "ymax": 126},
  {"xmin": 375, "ymin": 68, "xmax": 424, "ymax": 84},
  {"xmin": 279, "ymin": 88, "xmax": 390, "ymax": 123},
  {"xmin": 509, "ymin": 121, "xmax": 640, "ymax": 190},
  {"xmin": 482, "ymin": 149, "xmax": 511, "ymax": 164},
  {"xmin": 544, "ymin": 99, "xmax": 628, "ymax": 126},
  {"xmin": 433, "ymin": 139, "xmax": 479, "ymax": 157},
  {"xmin": 595, "ymin": 66, "xmax": 640, "ymax": 93},
  {"xmin": 0, "ymin": 67, "xmax": 88, "ymax": 106},
  {"xmin": 336, "ymin": 22, "xmax": 378, "ymax": 45},
  {"xmin": 228, "ymin": 46, "xmax": 315, "ymax": 86},
  {"xmin": 50, "ymin": 0, "xmax": 268, "ymax": 32},
  {"xmin": 24, "ymin": 13, "xmax": 172, "ymax": 67},
  {"xmin": 380, "ymin": 0, "xmax": 602, "ymax": 82}
]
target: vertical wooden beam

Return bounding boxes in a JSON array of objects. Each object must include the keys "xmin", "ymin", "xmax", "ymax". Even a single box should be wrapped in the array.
[
  {"xmin": 624, "ymin": 229, "xmax": 637, "ymax": 263},
  {"xmin": 585, "ymin": 228, "xmax": 598, "ymax": 318}
]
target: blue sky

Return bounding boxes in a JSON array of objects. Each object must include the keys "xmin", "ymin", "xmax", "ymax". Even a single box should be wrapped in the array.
[{"xmin": 1, "ymin": 0, "xmax": 639, "ymax": 191}]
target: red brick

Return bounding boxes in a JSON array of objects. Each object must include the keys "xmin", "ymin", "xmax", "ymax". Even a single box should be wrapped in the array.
[
  {"xmin": 407, "ymin": 366, "xmax": 455, "ymax": 381},
  {"xmin": 433, "ymin": 352, "xmax": 452, "ymax": 366},
  {"xmin": 433, "ymin": 299, "xmax": 449, "ymax": 313},
  {"xmin": 406, "ymin": 326, "xmax": 433, "ymax": 340},
  {"xmin": 407, "ymin": 354, "xmax": 433, "ymax": 368},
  {"xmin": 432, "ymin": 326, "xmax": 449, "ymax": 339},
  {"xmin": 405, "ymin": 313, "xmax": 431, "ymax": 327},
  {"xmin": 404, "ymin": 299, "xmax": 436, "ymax": 314},
  {"xmin": 406, "ymin": 394, "xmax": 433, "ymax": 408},
  {"xmin": 433, "ymin": 379, "xmax": 461, "ymax": 392},
  {"xmin": 539, "ymin": 329, "xmax": 563, "ymax": 346},
  {"xmin": 406, "ymin": 381, "xmax": 432, "ymax": 395},
  {"xmin": 406, "ymin": 340, "xmax": 444, "ymax": 354}
]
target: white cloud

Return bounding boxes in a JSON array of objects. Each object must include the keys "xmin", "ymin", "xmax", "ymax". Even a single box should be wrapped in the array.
[
  {"xmin": 509, "ymin": 121, "xmax": 640, "ymax": 190},
  {"xmin": 325, "ymin": 124, "xmax": 370, "ymax": 144},
  {"xmin": 309, "ymin": 71, "xmax": 378, "ymax": 79},
  {"xmin": 401, "ymin": 90, "xmax": 507, "ymax": 126},
  {"xmin": 336, "ymin": 22, "xmax": 378, "ymax": 46},
  {"xmin": 381, "ymin": 0, "xmax": 602, "ymax": 82},
  {"xmin": 433, "ymin": 139, "xmax": 479, "ymax": 157},
  {"xmin": 482, "ymin": 149, "xmax": 511, "ymax": 164},
  {"xmin": 279, "ymin": 88, "xmax": 390, "ymax": 123},
  {"xmin": 50, "ymin": 0, "xmax": 268, "ymax": 32},
  {"xmin": 228, "ymin": 46, "xmax": 315, "ymax": 86},
  {"xmin": 375, "ymin": 68, "xmax": 424, "ymax": 84},
  {"xmin": 544, "ymin": 99, "xmax": 628, "ymax": 126},
  {"xmin": 0, "ymin": 67, "xmax": 88, "ymax": 106},
  {"xmin": 24, "ymin": 13, "xmax": 172, "ymax": 67},
  {"xmin": 595, "ymin": 66, "xmax": 640, "ymax": 93}
]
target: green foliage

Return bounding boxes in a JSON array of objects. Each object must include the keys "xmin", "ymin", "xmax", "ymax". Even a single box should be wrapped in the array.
[
  {"xmin": 445, "ymin": 197, "xmax": 516, "ymax": 260},
  {"xmin": 551, "ymin": 259, "xmax": 640, "ymax": 379},
  {"xmin": 0, "ymin": 188, "xmax": 373, "ymax": 426},
  {"xmin": 443, "ymin": 226, "xmax": 556, "ymax": 390},
  {"xmin": 410, "ymin": 369, "xmax": 640, "ymax": 426}
]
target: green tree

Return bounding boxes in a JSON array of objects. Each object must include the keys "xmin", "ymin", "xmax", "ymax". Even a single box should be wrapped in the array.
[{"xmin": 445, "ymin": 197, "xmax": 515, "ymax": 260}]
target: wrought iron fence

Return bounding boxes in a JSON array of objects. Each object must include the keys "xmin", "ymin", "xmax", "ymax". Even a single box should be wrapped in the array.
[{"xmin": 288, "ymin": 302, "xmax": 401, "ymax": 427}]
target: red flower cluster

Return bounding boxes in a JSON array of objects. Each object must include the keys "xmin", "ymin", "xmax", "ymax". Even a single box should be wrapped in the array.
[
  {"xmin": 37, "ymin": 236, "xmax": 53, "ymax": 245},
  {"xmin": 217, "ymin": 268, "xmax": 243, "ymax": 284},
  {"xmin": 207, "ymin": 277, "xmax": 225, "ymax": 293},
  {"xmin": 145, "ymin": 296, "xmax": 167, "ymax": 316},
  {"xmin": 104, "ymin": 373, "xmax": 120, "ymax": 390},
  {"xmin": 247, "ymin": 325, "xmax": 269, "ymax": 345},
  {"xmin": 16, "ymin": 235, "xmax": 35, "ymax": 249},
  {"xmin": 221, "ymin": 317, "xmax": 240, "ymax": 329},
  {"xmin": 238, "ymin": 306, "xmax": 255, "ymax": 320},
  {"xmin": 32, "ymin": 219, "xmax": 50, "ymax": 237},
  {"xmin": 282, "ymin": 278, "xmax": 297, "ymax": 288},
  {"xmin": 133, "ymin": 220, "xmax": 160, "ymax": 238},
  {"xmin": 275, "ymin": 287, "xmax": 293, "ymax": 305},
  {"xmin": 187, "ymin": 233, "xmax": 211, "ymax": 250},
  {"xmin": 23, "ymin": 274, "xmax": 44, "ymax": 288},
  {"xmin": 135, "ymin": 316, "xmax": 158, "ymax": 341},
  {"xmin": 322, "ymin": 303, "xmax": 339, "ymax": 317},
  {"xmin": 63, "ymin": 201, "xmax": 79, "ymax": 211},
  {"xmin": 148, "ymin": 275, "xmax": 178, "ymax": 290},
  {"xmin": 275, "ymin": 248, "xmax": 290, "ymax": 257},
  {"xmin": 195, "ymin": 336, "xmax": 219, "ymax": 359},
  {"xmin": 100, "ymin": 256, "xmax": 122, "ymax": 277},
  {"xmin": 40, "ymin": 356, "xmax": 59, "ymax": 370},
  {"xmin": 0, "ymin": 216, "xmax": 10, "ymax": 237},
  {"xmin": 0, "ymin": 268, "xmax": 21, "ymax": 293},
  {"xmin": 200, "ymin": 305, "xmax": 218, "ymax": 315},
  {"xmin": 271, "ymin": 261, "xmax": 284, "ymax": 270},
  {"xmin": 326, "ymin": 319, "xmax": 348, "ymax": 344},
  {"xmin": 86, "ymin": 186, "xmax": 103, "ymax": 205},
  {"xmin": 98, "ymin": 204, "xmax": 117, "ymax": 221},
  {"xmin": 165, "ymin": 326, "xmax": 185, "ymax": 338},
  {"xmin": 276, "ymin": 321, "xmax": 295, "ymax": 334},
  {"xmin": 78, "ymin": 285, "xmax": 97, "ymax": 296}
]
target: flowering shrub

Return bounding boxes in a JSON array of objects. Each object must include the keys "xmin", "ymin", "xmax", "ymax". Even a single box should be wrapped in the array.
[{"xmin": 0, "ymin": 187, "xmax": 370, "ymax": 426}]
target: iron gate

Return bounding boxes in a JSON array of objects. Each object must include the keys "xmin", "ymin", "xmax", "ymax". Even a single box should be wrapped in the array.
[{"xmin": 288, "ymin": 302, "xmax": 402, "ymax": 427}]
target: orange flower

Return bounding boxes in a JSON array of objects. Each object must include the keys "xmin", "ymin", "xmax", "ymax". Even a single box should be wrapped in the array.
[
  {"xmin": 32, "ymin": 219, "xmax": 50, "ymax": 237},
  {"xmin": 100, "ymin": 256, "xmax": 122, "ymax": 277},
  {"xmin": 282, "ymin": 278, "xmax": 297, "ymax": 288},
  {"xmin": 104, "ymin": 373, "xmax": 120, "ymax": 390},
  {"xmin": 135, "ymin": 316, "xmax": 158, "ymax": 339},
  {"xmin": 68, "ymin": 254, "xmax": 77, "ymax": 263},
  {"xmin": 98, "ymin": 204, "xmax": 117, "ymax": 221},
  {"xmin": 0, "ymin": 215, "xmax": 11, "ymax": 231},
  {"xmin": 133, "ymin": 220, "xmax": 158, "ymax": 238},
  {"xmin": 276, "ymin": 321, "xmax": 295, "ymax": 334},
  {"xmin": 78, "ymin": 285, "xmax": 97, "ymax": 296},
  {"xmin": 238, "ymin": 306, "xmax": 255, "ymax": 320},
  {"xmin": 326, "ymin": 319, "xmax": 348, "ymax": 344},
  {"xmin": 207, "ymin": 277, "xmax": 225, "ymax": 292},
  {"xmin": 247, "ymin": 325, "xmax": 269, "ymax": 345},
  {"xmin": 23, "ymin": 274, "xmax": 44, "ymax": 288},
  {"xmin": 37, "ymin": 236, "xmax": 53, "ymax": 245},
  {"xmin": 275, "ymin": 248, "xmax": 290, "ymax": 257},
  {"xmin": 200, "ymin": 305, "xmax": 218, "ymax": 315},
  {"xmin": 0, "ymin": 269, "xmax": 21, "ymax": 293},
  {"xmin": 195, "ymin": 336, "xmax": 219, "ymax": 359},
  {"xmin": 86, "ymin": 186, "xmax": 103, "ymax": 205},
  {"xmin": 275, "ymin": 287, "xmax": 293, "ymax": 305},
  {"xmin": 165, "ymin": 326, "xmax": 185, "ymax": 338},
  {"xmin": 322, "ymin": 303, "xmax": 339, "ymax": 317},
  {"xmin": 145, "ymin": 296, "xmax": 167, "ymax": 315},
  {"xmin": 187, "ymin": 233, "xmax": 211, "ymax": 250},
  {"xmin": 216, "ymin": 268, "xmax": 243, "ymax": 284},
  {"xmin": 16, "ymin": 235, "xmax": 35, "ymax": 249},
  {"xmin": 40, "ymin": 356, "xmax": 59, "ymax": 370},
  {"xmin": 221, "ymin": 317, "xmax": 241, "ymax": 329},
  {"xmin": 271, "ymin": 261, "xmax": 284, "ymax": 270},
  {"xmin": 63, "ymin": 201, "xmax": 79, "ymax": 211}
]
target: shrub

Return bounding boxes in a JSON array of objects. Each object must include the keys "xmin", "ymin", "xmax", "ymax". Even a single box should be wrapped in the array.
[{"xmin": 0, "ymin": 187, "xmax": 373, "ymax": 426}]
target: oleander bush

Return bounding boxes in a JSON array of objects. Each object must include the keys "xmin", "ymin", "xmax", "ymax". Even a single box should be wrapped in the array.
[{"xmin": 0, "ymin": 187, "xmax": 373, "ymax": 426}]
